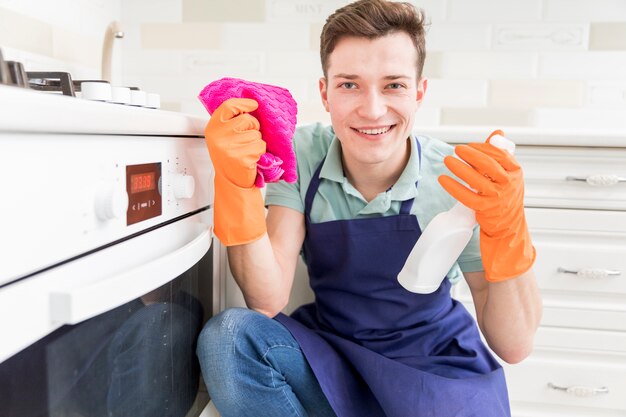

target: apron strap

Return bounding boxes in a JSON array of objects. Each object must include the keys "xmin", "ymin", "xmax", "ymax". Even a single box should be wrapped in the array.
[
  {"xmin": 304, "ymin": 160, "xmax": 324, "ymax": 222},
  {"xmin": 399, "ymin": 198, "xmax": 414, "ymax": 214},
  {"xmin": 399, "ymin": 137, "xmax": 422, "ymax": 214}
]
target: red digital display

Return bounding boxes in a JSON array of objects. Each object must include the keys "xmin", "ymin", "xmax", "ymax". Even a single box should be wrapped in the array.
[
  {"xmin": 130, "ymin": 172, "xmax": 155, "ymax": 194},
  {"xmin": 126, "ymin": 163, "xmax": 161, "ymax": 225}
]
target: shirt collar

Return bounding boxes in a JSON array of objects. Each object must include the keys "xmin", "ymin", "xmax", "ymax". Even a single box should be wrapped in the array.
[
  {"xmin": 319, "ymin": 135, "xmax": 345, "ymax": 183},
  {"xmin": 388, "ymin": 133, "xmax": 422, "ymax": 202},
  {"xmin": 318, "ymin": 133, "xmax": 422, "ymax": 214}
]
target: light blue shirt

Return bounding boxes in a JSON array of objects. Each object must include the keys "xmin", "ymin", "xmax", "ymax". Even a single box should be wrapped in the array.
[{"xmin": 265, "ymin": 123, "xmax": 483, "ymax": 282}]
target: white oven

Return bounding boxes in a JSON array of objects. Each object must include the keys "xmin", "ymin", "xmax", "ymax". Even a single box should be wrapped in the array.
[{"xmin": 0, "ymin": 63, "xmax": 221, "ymax": 417}]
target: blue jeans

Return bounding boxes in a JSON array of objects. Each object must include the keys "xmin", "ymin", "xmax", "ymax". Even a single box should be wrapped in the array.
[{"xmin": 196, "ymin": 308, "xmax": 337, "ymax": 417}]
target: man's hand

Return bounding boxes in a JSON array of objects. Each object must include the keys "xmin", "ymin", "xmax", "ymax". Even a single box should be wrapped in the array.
[
  {"xmin": 438, "ymin": 133, "xmax": 536, "ymax": 281},
  {"xmin": 205, "ymin": 98, "xmax": 267, "ymax": 246}
]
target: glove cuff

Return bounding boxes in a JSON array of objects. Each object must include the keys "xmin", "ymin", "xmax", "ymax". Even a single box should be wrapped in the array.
[
  {"xmin": 481, "ymin": 223, "xmax": 536, "ymax": 282},
  {"xmin": 213, "ymin": 174, "xmax": 266, "ymax": 246}
]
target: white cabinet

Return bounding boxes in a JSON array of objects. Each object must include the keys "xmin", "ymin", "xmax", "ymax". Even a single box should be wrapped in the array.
[{"xmin": 451, "ymin": 136, "xmax": 626, "ymax": 417}]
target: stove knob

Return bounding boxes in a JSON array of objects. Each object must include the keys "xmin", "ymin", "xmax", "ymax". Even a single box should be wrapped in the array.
[
  {"xmin": 95, "ymin": 185, "xmax": 129, "ymax": 221},
  {"xmin": 111, "ymin": 86, "xmax": 131, "ymax": 104},
  {"xmin": 146, "ymin": 93, "xmax": 161, "ymax": 109},
  {"xmin": 130, "ymin": 90, "xmax": 147, "ymax": 106},
  {"xmin": 173, "ymin": 174, "xmax": 195, "ymax": 199},
  {"xmin": 81, "ymin": 81, "xmax": 112, "ymax": 102}
]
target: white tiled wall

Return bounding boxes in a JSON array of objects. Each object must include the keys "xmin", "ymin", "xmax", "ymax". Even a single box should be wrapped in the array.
[
  {"xmin": 117, "ymin": 0, "xmax": 626, "ymax": 130},
  {"xmin": 447, "ymin": 0, "xmax": 543, "ymax": 22},
  {"xmin": 0, "ymin": 0, "xmax": 121, "ymax": 79},
  {"xmin": 0, "ymin": 0, "xmax": 120, "ymax": 36},
  {"xmin": 1, "ymin": 0, "xmax": 625, "ymax": 130}
]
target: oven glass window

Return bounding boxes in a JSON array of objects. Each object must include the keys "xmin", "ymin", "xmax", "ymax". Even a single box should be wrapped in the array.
[{"xmin": 0, "ymin": 247, "xmax": 213, "ymax": 417}]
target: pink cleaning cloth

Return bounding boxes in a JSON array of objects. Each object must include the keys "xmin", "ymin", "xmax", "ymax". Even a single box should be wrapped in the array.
[{"xmin": 198, "ymin": 77, "xmax": 298, "ymax": 188}]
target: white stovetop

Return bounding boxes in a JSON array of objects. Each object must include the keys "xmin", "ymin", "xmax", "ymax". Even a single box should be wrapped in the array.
[{"xmin": 0, "ymin": 84, "xmax": 208, "ymax": 136}]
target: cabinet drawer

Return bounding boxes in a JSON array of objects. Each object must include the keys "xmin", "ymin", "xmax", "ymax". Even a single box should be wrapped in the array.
[
  {"xmin": 505, "ymin": 349, "xmax": 626, "ymax": 413},
  {"xmin": 454, "ymin": 208, "xmax": 626, "ymax": 331},
  {"xmin": 455, "ymin": 293, "xmax": 626, "ymax": 333},
  {"xmin": 527, "ymin": 208, "xmax": 626, "ymax": 299},
  {"xmin": 517, "ymin": 146, "xmax": 626, "ymax": 211},
  {"xmin": 534, "ymin": 326, "xmax": 626, "ymax": 352},
  {"xmin": 511, "ymin": 403, "xmax": 626, "ymax": 417}
]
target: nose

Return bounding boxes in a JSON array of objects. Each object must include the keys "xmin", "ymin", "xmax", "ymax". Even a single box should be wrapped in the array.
[{"xmin": 357, "ymin": 89, "xmax": 387, "ymax": 120}]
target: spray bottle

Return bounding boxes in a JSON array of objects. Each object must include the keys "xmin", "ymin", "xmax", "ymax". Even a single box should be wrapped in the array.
[{"xmin": 397, "ymin": 133, "xmax": 515, "ymax": 294}]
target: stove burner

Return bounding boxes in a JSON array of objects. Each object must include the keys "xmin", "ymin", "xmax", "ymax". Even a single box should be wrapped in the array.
[
  {"xmin": 0, "ymin": 47, "xmax": 160, "ymax": 108},
  {"xmin": 0, "ymin": 50, "xmax": 31, "ymax": 89},
  {"xmin": 8, "ymin": 61, "xmax": 29, "ymax": 88},
  {"xmin": 28, "ymin": 71, "xmax": 76, "ymax": 96},
  {"xmin": 0, "ymin": 49, "xmax": 12, "ymax": 85},
  {"xmin": 26, "ymin": 72, "xmax": 110, "ymax": 97}
]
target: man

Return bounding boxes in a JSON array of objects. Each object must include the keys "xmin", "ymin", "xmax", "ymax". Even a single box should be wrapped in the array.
[{"xmin": 197, "ymin": 1, "xmax": 542, "ymax": 416}]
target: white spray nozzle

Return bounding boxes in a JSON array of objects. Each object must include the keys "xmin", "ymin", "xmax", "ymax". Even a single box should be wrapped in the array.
[{"xmin": 489, "ymin": 134, "xmax": 515, "ymax": 154}]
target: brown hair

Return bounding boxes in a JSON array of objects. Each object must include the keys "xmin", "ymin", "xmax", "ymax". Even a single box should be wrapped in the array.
[{"xmin": 320, "ymin": 0, "xmax": 427, "ymax": 79}]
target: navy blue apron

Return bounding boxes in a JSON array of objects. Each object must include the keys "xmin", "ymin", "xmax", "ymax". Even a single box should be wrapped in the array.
[{"xmin": 275, "ymin": 139, "xmax": 511, "ymax": 417}]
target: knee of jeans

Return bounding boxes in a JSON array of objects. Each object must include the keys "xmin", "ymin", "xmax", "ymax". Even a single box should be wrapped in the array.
[
  {"xmin": 197, "ymin": 308, "xmax": 255, "ymax": 362},
  {"xmin": 197, "ymin": 308, "xmax": 267, "ymax": 392}
]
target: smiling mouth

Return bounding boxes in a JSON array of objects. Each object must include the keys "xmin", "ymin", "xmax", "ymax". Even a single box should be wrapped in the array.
[{"xmin": 352, "ymin": 125, "xmax": 395, "ymax": 135}]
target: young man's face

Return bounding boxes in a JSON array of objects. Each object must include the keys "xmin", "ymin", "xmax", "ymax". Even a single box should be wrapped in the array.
[{"xmin": 320, "ymin": 32, "xmax": 427, "ymax": 174}]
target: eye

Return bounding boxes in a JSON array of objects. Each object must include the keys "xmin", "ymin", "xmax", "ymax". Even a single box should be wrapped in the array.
[
  {"xmin": 339, "ymin": 82, "xmax": 357, "ymax": 89},
  {"xmin": 386, "ymin": 82, "xmax": 405, "ymax": 89}
]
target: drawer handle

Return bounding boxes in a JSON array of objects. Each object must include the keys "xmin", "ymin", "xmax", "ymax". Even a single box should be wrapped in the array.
[
  {"xmin": 557, "ymin": 267, "xmax": 621, "ymax": 279},
  {"xmin": 548, "ymin": 382, "xmax": 609, "ymax": 397},
  {"xmin": 566, "ymin": 174, "xmax": 626, "ymax": 186}
]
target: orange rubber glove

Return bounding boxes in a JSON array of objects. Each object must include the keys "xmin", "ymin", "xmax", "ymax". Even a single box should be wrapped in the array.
[
  {"xmin": 438, "ymin": 131, "xmax": 536, "ymax": 281},
  {"xmin": 205, "ymin": 98, "xmax": 267, "ymax": 246}
]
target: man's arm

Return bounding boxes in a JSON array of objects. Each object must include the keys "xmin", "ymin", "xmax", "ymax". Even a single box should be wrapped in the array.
[
  {"xmin": 203, "ymin": 97, "xmax": 305, "ymax": 318},
  {"xmin": 227, "ymin": 205, "xmax": 305, "ymax": 318},
  {"xmin": 438, "ymin": 131, "xmax": 542, "ymax": 363},
  {"xmin": 465, "ymin": 270, "xmax": 542, "ymax": 364}
]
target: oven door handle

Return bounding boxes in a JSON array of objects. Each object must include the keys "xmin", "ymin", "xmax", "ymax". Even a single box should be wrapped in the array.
[{"xmin": 49, "ymin": 224, "xmax": 212, "ymax": 325}]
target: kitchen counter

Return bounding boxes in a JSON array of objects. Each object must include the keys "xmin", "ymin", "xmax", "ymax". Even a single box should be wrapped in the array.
[
  {"xmin": 0, "ymin": 84, "xmax": 207, "ymax": 136},
  {"xmin": 415, "ymin": 125, "xmax": 626, "ymax": 148},
  {"xmin": 5, "ymin": 81, "xmax": 622, "ymax": 147}
]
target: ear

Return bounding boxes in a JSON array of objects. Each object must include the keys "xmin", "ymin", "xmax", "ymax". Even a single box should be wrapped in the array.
[
  {"xmin": 319, "ymin": 77, "xmax": 330, "ymax": 112},
  {"xmin": 416, "ymin": 77, "xmax": 428, "ymax": 106}
]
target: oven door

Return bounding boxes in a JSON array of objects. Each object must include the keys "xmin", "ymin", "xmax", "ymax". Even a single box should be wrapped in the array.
[{"xmin": 0, "ymin": 208, "xmax": 219, "ymax": 417}]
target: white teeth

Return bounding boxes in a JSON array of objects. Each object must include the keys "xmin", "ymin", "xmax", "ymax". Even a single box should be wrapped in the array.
[{"xmin": 357, "ymin": 126, "xmax": 391, "ymax": 135}]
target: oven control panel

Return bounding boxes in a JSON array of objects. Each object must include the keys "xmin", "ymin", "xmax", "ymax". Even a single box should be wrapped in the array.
[
  {"xmin": 1, "ymin": 131, "xmax": 213, "ymax": 285},
  {"xmin": 126, "ymin": 162, "xmax": 162, "ymax": 225}
]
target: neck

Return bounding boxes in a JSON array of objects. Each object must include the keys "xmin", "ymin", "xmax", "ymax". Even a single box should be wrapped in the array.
[{"xmin": 343, "ymin": 138, "xmax": 411, "ymax": 202}]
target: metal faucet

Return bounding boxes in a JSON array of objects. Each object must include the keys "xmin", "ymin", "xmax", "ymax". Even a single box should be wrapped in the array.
[{"xmin": 102, "ymin": 21, "xmax": 124, "ymax": 83}]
